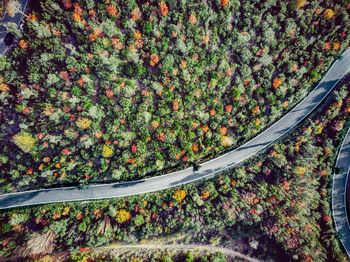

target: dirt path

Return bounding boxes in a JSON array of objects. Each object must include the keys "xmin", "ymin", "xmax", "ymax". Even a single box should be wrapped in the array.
[{"xmin": 97, "ymin": 243, "xmax": 261, "ymax": 262}]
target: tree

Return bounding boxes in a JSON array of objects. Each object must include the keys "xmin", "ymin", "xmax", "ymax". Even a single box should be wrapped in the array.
[
  {"xmin": 102, "ymin": 19, "xmax": 119, "ymax": 38},
  {"xmin": 22, "ymin": 230, "xmax": 56, "ymax": 256},
  {"xmin": 6, "ymin": 0, "xmax": 27, "ymax": 18},
  {"xmin": 2, "ymin": 22, "xmax": 22, "ymax": 38},
  {"xmin": 142, "ymin": 21, "xmax": 153, "ymax": 35},
  {"xmin": 192, "ymin": 162, "xmax": 201, "ymax": 172},
  {"xmin": 116, "ymin": 209, "xmax": 131, "ymax": 223},
  {"xmin": 185, "ymin": 251, "xmax": 194, "ymax": 262},
  {"xmin": 13, "ymin": 132, "xmax": 36, "ymax": 153},
  {"xmin": 161, "ymin": 255, "xmax": 174, "ymax": 262}
]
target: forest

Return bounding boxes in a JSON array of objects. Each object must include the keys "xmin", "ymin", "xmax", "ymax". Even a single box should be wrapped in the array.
[
  {"xmin": 0, "ymin": 0, "xmax": 349, "ymax": 191},
  {"xmin": 1, "ymin": 75, "xmax": 349, "ymax": 261},
  {"xmin": 1, "ymin": 0, "xmax": 350, "ymax": 261}
]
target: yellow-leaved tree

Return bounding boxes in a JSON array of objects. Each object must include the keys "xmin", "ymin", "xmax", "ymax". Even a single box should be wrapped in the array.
[
  {"xmin": 323, "ymin": 9, "xmax": 334, "ymax": 19},
  {"xmin": 6, "ymin": 0, "xmax": 26, "ymax": 18},
  {"xmin": 173, "ymin": 189, "xmax": 186, "ymax": 203},
  {"xmin": 13, "ymin": 132, "xmax": 36, "ymax": 153},
  {"xmin": 296, "ymin": 0, "xmax": 307, "ymax": 9},
  {"xmin": 116, "ymin": 209, "xmax": 131, "ymax": 223}
]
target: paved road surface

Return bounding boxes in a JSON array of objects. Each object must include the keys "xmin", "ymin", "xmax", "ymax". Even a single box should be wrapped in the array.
[
  {"xmin": 1, "ymin": 48, "xmax": 350, "ymax": 209},
  {"xmin": 0, "ymin": 0, "xmax": 28, "ymax": 54},
  {"xmin": 332, "ymin": 127, "xmax": 350, "ymax": 258}
]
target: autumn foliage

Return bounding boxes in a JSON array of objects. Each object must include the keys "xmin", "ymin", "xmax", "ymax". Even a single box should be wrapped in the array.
[
  {"xmin": 173, "ymin": 190, "xmax": 186, "ymax": 202},
  {"xmin": 116, "ymin": 209, "xmax": 131, "ymax": 223},
  {"xmin": 158, "ymin": 1, "xmax": 168, "ymax": 16}
]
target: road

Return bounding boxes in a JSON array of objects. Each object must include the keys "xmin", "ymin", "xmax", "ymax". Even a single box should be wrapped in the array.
[
  {"xmin": 0, "ymin": 0, "xmax": 29, "ymax": 54},
  {"xmin": 332, "ymin": 127, "xmax": 350, "ymax": 258},
  {"xmin": 1, "ymin": 48, "xmax": 350, "ymax": 209}
]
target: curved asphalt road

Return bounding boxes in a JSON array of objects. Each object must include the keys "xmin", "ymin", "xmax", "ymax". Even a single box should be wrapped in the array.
[
  {"xmin": 1, "ymin": 49, "xmax": 350, "ymax": 209},
  {"xmin": 332, "ymin": 127, "xmax": 350, "ymax": 258}
]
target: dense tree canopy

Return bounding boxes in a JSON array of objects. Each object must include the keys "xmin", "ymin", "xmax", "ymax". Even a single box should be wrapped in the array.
[{"xmin": 0, "ymin": 0, "xmax": 349, "ymax": 191}]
